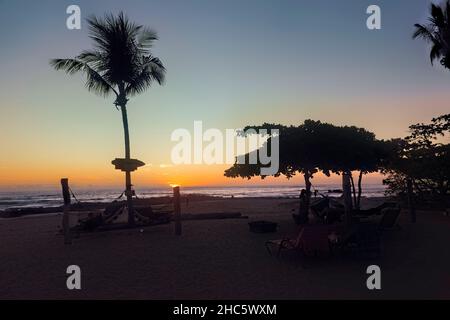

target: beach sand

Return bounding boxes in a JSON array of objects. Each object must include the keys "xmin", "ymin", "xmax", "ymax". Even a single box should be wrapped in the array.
[{"xmin": 0, "ymin": 197, "xmax": 449, "ymax": 299}]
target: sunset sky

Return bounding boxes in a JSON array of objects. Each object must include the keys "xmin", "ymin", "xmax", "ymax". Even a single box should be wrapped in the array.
[{"xmin": 1, "ymin": 0, "xmax": 449, "ymax": 190}]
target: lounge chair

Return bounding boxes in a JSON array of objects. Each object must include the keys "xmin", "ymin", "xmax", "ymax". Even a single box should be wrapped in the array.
[
  {"xmin": 265, "ymin": 227, "xmax": 304, "ymax": 257},
  {"xmin": 265, "ymin": 225, "xmax": 333, "ymax": 257},
  {"xmin": 355, "ymin": 202, "xmax": 398, "ymax": 217},
  {"xmin": 293, "ymin": 197, "xmax": 331, "ymax": 225},
  {"xmin": 348, "ymin": 208, "xmax": 401, "ymax": 259},
  {"xmin": 310, "ymin": 197, "xmax": 330, "ymax": 216},
  {"xmin": 332, "ymin": 208, "xmax": 401, "ymax": 259}
]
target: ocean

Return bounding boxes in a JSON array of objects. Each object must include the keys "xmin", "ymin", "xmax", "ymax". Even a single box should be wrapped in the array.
[{"xmin": 0, "ymin": 184, "xmax": 387, "ymax": 211}]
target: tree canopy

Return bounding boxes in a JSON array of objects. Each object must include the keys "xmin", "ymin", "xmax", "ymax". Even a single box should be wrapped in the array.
[
  {"xmin": 383, "ymin": 114, "xmax": 450, "ymax": 198},
  {"xmin": 225, "ymin": 120, "xmax": 389, "ymax": 208},
  {"xmin": 50, "ymin": 12, "xmax": 166, "ymax": 105}
]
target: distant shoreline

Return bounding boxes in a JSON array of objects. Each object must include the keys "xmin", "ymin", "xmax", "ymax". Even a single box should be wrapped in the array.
[
  {"xmin": 0, "ymin": 184, "xmax": 387, "ymax": 212},
  {"xmin": 0, "ymin": 194, "xmax": 393, "ymax": 219}
]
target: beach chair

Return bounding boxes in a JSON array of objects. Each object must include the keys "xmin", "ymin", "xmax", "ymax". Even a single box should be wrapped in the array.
[
  {"xmin": 293, "ymin": 197, "xmax": 330, "ymax": 225},
  {"xmin": 335, "ymin": 208, "xmax": 401, "ymax": 259},
  {"xmin": 265, "ymin": 225, "xmax": 333, "ymax": 258},
  {"xmin": 329, "ymin": 222, "xmax": 381, "ymax": 259},
  {"xmin": 103, "ymin": 201, "xmax": 126, "ymax": 224},
  {"xmin": 265, "ymin": 227, "xmax": 304, "ymax": 257},
  {"xmin": 355, "ymin": 202, "xmax": 398, "ymax": 217},
  {"xmin": 310, "ymin": 197, "xmax": 330, "ymax": 217}
]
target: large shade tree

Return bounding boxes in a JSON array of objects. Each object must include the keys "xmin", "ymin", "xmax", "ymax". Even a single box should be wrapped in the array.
[
  {"xmin": 225, "ymin": 120, "xmax": 388, "ymax": 212},
  {"xmin": 225, "ymin": 121, "xmax": 333, "ymax": 211},
  {"xmin": 51, "ymin": 12, "xmax": 166, "ymax": 225}
]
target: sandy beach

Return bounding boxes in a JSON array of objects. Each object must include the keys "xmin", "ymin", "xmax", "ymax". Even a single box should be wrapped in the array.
[{"xmin": 0, "ymin": 197, "xmax": 449, "ymax": 300}]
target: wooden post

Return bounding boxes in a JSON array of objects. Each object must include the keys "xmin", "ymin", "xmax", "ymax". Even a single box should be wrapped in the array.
[
  {"xmin": 125, "ymin": 171, "xmax": 135, "ymax": 227},
  {"xmin": 61, "ymin": 178, "xmax": 72, "ymax": 245},
  {"xmin": 173, "ymin": 186, "xmax": 182, "ymax": 235},
  {"xmin": 342, "ymin": 171, "xmax": 353, "ymax": 226},
  {"xmin": 407, "ymin": 178, "xmax": 416, "ymax": 223}
]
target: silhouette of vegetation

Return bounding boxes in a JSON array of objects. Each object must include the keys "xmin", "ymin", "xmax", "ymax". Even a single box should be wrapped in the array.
[
  {"xmin": 324, "ymin": 125, "xmax": 393, "ymax": 209},
  {"xmin": 224, "ymin": 120, "xmax": 390, "ymax": 210},
  {"xmin": 408, "ymin": 6, "xmax": 450, "ymax": 202},
  {"xmin": 413, "ymin": 0, "xmax": 450, "ymax": 68},
  {"xmin": 382, "ymin": 114, "xmax": 450, "ymax": 200},
  {"xmin": 50, "ymin": 12, "xmax": 166, "ymax": 225}
]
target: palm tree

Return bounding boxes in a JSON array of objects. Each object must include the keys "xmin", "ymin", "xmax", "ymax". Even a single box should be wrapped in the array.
[
  {"xmin": 51, "ymin": 12, "xmax": 166, "ymax": 226},
  {"xmin": 413, "ymin": 1, "xmax": 450, "ymax": 69}
]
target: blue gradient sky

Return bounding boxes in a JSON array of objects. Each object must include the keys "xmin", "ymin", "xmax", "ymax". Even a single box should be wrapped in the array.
[{"xmin": 0, "ymin": 0, "xmax": 449, "ymax": 188}]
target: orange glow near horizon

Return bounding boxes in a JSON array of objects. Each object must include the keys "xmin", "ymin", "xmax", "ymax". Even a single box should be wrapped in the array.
[{"xmin": 0, "ymin": 160, "xmax": 385, "ymax": 190}]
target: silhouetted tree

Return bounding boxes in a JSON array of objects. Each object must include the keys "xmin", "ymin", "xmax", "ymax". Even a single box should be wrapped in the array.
[
  {"xmin": 383, "ymin": 115, "xmax": 450, "ymax": 199},
  {"xmin": 413, "ymin": 1, "xmax": 450, "ymax": 68},
  {"xmin": 224, "ymin": 122, "xmax": 328, "ymax": 211},
  {"xmin": 408, "ymin": 114, "xmax": 450, "ymax": 144},
  {"xmin": 411, "ymin": 4, "xmax": 450, "ymax": 204},
  {"xmin": 224, "ymin": 120, "xmax": 387, "ymax": 211},
  {"xmin": 50, "ymin": 12, "xmax": 166, "ymax": 225}
]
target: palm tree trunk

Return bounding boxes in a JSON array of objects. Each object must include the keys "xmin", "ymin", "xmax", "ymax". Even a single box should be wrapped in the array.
[{"xmin": 120, "ymin": 104, "xmax": 135, "ymax": 226}]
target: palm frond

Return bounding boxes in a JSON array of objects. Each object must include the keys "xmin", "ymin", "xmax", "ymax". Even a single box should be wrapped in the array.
[
  {"xmin": 430, "ymin": 3, "xmax": 445, "ymax": 27},
  {"xmin": 50, "ymin": 58, "xmax": 84, "ymax": 74},
  {"xmin": 125, "ymin": 56, "xmax": 166, "ymax": 95},
  {"xmin": 84, "ymin": 65, "xmax": 116, "ymax": 96},
  {"xmin": 145, "ymin": 56, "xmax": 166, "ymax": 85},
  {"xmin": 413, "ymin": 23, "xmax": 436, "ymax": 42},
  {"xmin": 50, "ymin": 58, "xmax": 117, "ymax": 97},
  {"xmin": 85, "ymin": 15, "xmax": 111, "ymax": 52},
  {"xmin": 77, "ymin": 50, "xmax": 102, "ymax": 64},
  {"xmin": 445, "ymin": 0, "xmax": 450, "ymax": 22},
  {"xmin": 430, "ymin": 43, "xmax": 443, "ymax": 64},
  {"xmin": 414, "ymin": 1, "xmax": 450, "ymax": 69},
  {"xmin": 125, "ymin": 70, "xmax": 153, "ymax": 95},
  {"xmin": 137, "ymin": 28, "xmax": 158, "ymax": 52}
]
